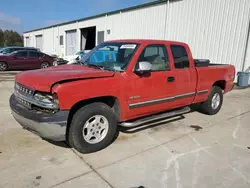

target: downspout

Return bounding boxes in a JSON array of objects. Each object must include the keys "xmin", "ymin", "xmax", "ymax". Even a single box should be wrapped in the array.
[
  {"xmin": 242, "ymin": 5, "xmax": 250, "ymax": 72},
  {"xmin": 105, "ymin": 14, "xmax": 108, "ymax": 41},
  {"xmin": 120, "ymin": 11, "xmax": 122, "ymax": 39}
]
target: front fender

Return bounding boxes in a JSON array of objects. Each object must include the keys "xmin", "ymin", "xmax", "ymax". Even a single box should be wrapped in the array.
[{"xmin": 51, "ymin": 76, "xmax": 128, "ymax": 120}]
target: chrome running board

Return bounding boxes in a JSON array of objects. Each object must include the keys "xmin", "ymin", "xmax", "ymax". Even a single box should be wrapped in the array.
[{"xmin": 120, "ymin": 106, "xmax": 190, "ymax": 127}]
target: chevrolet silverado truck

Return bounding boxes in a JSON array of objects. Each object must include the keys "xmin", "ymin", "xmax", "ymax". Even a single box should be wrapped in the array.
[{"xmin": 9, "ymin": 40, "xmax": 235, "ymax": 153}]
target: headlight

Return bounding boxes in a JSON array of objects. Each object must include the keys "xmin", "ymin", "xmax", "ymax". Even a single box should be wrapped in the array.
[{"xmin": 34, "ymin": 92, "xmax": 59, "ymax": 109}]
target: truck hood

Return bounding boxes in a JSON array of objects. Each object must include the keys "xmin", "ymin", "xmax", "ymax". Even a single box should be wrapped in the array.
[{"xmin": 15, "ymin": 65, "xmax": 115, "ymax": 92}]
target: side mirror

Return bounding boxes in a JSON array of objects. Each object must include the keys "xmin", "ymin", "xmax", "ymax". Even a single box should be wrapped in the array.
[{"xmin": 134, "ymin": 61, "xmax": 152, "ymax": 75}]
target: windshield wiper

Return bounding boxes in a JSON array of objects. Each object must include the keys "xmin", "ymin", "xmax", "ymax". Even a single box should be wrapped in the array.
[
  {"xmin": 82, "ymin": 63, "xmax": 104, "ymax": 70},
  {"xmin": 82, "ymin": 62, "xmax": 124, "ymax": 72}
]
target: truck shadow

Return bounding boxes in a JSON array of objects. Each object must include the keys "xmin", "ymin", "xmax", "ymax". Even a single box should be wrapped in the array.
[
  {"xmin": 45, "ymin": 140, "xmax": 70, "ymax": 148},
  {"xmin": 119, "ymin": 104, "xmax": 200, "ymax": 134}
]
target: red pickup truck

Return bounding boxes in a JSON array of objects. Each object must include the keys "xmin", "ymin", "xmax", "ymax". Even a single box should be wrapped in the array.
[{"xmin": 10, "ymin": 40, "xmax": 235, "ymax": 153}]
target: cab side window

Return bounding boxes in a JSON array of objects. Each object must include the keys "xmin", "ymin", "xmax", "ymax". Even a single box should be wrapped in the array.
[
  {"xmin": 29, "ymin": 51, "xmax": 39, "ymax": 58},
  {"xmin": 170, "ymin": 45, "xmax": 189, "ymax": 69},
  {"xmin": 16, "ymin": 51, "xmax": 28, "ymax": 58},
  {"xmin": 137, "ymin": 44, "xmax": 170, "ymax": 71}
]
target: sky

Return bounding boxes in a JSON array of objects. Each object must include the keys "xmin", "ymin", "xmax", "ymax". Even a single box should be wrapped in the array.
[{"xmin": 0, "ymin": 0, "xmax": 153, "ymax": 34}]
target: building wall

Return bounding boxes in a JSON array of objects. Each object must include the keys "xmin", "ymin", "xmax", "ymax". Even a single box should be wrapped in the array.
[
  {"xmin": 244, "ymin": 32, "xmax": 250, "ymax": 72},
  {"xmin": 119, "ymin": 3, "xmax": 166, "ymax": 39},
  {"xmin": 23, "ymin": 0, "xmax": 250, "ymax": 75},
  {"xmin": 165, "ymin": 0, "xmax": 250, "ymax": 74}
]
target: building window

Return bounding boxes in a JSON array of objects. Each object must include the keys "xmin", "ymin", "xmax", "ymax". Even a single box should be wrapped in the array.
[
  {"xmin": 97, "ymin": 31, "xmax": 105, "ymax": 45},
  {"xmin": 170, "ymin": 45, "xmax": 190, "ymax": 69},
  {"xmin": 59, "ymin": 35, "xmax": 63, "ymax": 45}
]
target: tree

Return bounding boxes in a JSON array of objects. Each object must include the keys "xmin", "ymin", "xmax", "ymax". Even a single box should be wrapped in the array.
[
  {"xmin": 0, "ymin": 29, "xmax": 4, "ymax": 46},
  {"xmin": 3, "ymin": 30, "xmax": 10, "ymax": 46},
  {"xmin": 0, "ymin": 29, "xmax": 23, "ymax": 47}
]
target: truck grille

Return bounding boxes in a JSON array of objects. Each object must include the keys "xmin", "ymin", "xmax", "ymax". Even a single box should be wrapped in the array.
[
  {"xmin": 16, "ymin": 96, "xmax": 32, "ymax": 108},
  {"xmin": 15, "ymin": 83, "xmax": 34, "ymax": 96},
  {"xmin": 14, "ymin": 83, "xmax": 34, "ymax": 109}
]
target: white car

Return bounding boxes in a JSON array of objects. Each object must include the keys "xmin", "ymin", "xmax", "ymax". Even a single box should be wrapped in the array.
[{"xmin": 63, "ymin": 50, "xmax": 90, "ymax": 62}]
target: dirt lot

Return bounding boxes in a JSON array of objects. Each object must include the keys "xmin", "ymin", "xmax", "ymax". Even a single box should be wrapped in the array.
[{"xmin": 0, "ymin": 71, "xmax": 250, "ymax": 188}]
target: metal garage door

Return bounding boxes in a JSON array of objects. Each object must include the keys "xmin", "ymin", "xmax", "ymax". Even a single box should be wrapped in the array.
[
  {"xmin": 25, "ymin": 37, "xmax": 30, "ymax": 47},
  {"xmin": 66, "ymin": 30, "xmax": 77, "ymax": 56},
  {"xmin": 35, "ymin": 35, "xmax": 43, "ymax": 51}
]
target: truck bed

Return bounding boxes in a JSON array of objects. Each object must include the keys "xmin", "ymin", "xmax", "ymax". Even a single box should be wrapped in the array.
[{"xmin": 195, "ymin": 60, "xmax": 235, "ymax": 96}]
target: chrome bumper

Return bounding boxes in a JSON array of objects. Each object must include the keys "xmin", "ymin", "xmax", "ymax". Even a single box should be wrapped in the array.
[{"xmin": 10, "ymin": 94, "xmax": 69, "ymax": 141}]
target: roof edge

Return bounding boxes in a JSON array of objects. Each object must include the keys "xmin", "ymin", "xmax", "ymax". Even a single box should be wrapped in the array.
[{"xmin": 23, "ymin": 0, "xmax": 167, "ymax": 34}]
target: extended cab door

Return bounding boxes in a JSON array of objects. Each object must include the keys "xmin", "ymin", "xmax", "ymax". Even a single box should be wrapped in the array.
[
  {"xmin": 126, "ymin": 44, "xmax": 176, "ymax": 119},
  {"xmin": 168, "ymin": 44, "xmax": 197, "ymax": 107}
]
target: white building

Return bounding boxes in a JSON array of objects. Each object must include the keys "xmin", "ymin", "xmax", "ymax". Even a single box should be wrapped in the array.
[{"xmin": 23, "ymin": 0, "xmax": 250, "ymax": 74}]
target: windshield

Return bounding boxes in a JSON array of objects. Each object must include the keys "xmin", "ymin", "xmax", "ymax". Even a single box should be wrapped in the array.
[
  {"xmin": 80, "ymin": 42, "xmax": 139, "ymax": 72},
  {"xmin": 0, "ymin": 48, "xmax": 13, "ymax": 54}
]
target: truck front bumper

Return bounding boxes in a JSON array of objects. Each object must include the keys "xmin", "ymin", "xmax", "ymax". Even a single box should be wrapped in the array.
[{"xmin": 9, "ymin": 94, "xmax": 69, "ymax": 141}]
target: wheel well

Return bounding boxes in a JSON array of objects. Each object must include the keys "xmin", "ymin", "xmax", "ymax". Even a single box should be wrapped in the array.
[
  {"xmin": 0, "ymin": 61, "xmax": 8, "ymax": 66},
  {"xmin": 213, "ymin": 80, "xmax": 226, "ymax": 90},
  {"xmin": 66, "ymin": 96, "xmax": 120, "ymax": 140}
]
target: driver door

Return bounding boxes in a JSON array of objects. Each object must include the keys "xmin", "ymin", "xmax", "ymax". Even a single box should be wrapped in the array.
[
  {"xmin": 8, "ymin": 51, "xmax": 28, "ymax": 68},
  {"xmin": 126, "ymin": 44, "xmax": 176, "ymax": 119}
]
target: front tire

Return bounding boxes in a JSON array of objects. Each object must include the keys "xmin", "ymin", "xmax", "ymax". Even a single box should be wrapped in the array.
[
  {"xmin": 0, "ymin": 62, "xmax": 8, "ymax": 71},
  {"xmin": 200, "ymin": 86, "xmax": 223, "ymax": 115},
  {"xmin": 68, "ymin": 102, "xmax": 118, "ymax": 153}
]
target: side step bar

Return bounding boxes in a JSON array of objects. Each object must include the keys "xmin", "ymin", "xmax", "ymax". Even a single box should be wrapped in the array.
[{"xmin": 120, "ymin": 106, "xmax": 191, "ymax": 128}]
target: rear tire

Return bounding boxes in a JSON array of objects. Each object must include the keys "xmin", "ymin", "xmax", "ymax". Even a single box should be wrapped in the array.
[
  {"xmin": 41, "ymin": 62, "xmax": 49, "ymax": 69},
  {"xmin": 68, "ymin": 102, "xmax": 118, "ymax": 153},
  {"xmin": 0, "ymin": 62, "xmax": 8, "ymax": 71},
  {"xmin": 200, "ymin": 86, "xmax": 223, "ymax": 115}
]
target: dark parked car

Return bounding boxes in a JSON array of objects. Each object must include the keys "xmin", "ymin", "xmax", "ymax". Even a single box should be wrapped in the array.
[
  {"xmin": 0, "ymin": 50, "xmax": 55, "ymax": 71},
  {"xmin": 0, "ymin": 46, "xmax": 38, "ymax": 55}
]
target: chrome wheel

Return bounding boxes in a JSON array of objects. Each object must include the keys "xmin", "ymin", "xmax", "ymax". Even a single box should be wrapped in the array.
[
  {"xmin": 41, "ymin": 62, "xmax": 49, "ymax": 69},
  {"xmin": 211, "ymin": 93, "xmax": 220, "ymax": 109},
  {"xmin": 0, "ymin": 62, "xmax": 7, "ymax": 71},
  {"xmin": 82, "ymin": 115, "xmax": 109, "ymax": 144}
]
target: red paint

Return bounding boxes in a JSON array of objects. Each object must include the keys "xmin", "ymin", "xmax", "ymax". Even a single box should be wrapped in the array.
[{"xmin": 15, "ymin": 40, "xmax": 235, "ymax": 121}]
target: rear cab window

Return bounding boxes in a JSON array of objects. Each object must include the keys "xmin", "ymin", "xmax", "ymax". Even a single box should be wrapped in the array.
[{"xmin": 170, "ymin": 45, "xmax": 190, "ymax": 69}]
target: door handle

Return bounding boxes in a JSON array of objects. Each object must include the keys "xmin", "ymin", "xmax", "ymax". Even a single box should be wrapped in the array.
[{"xmin": 167, "ymin": 76, "xmax": 175, "ymax": 82}]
